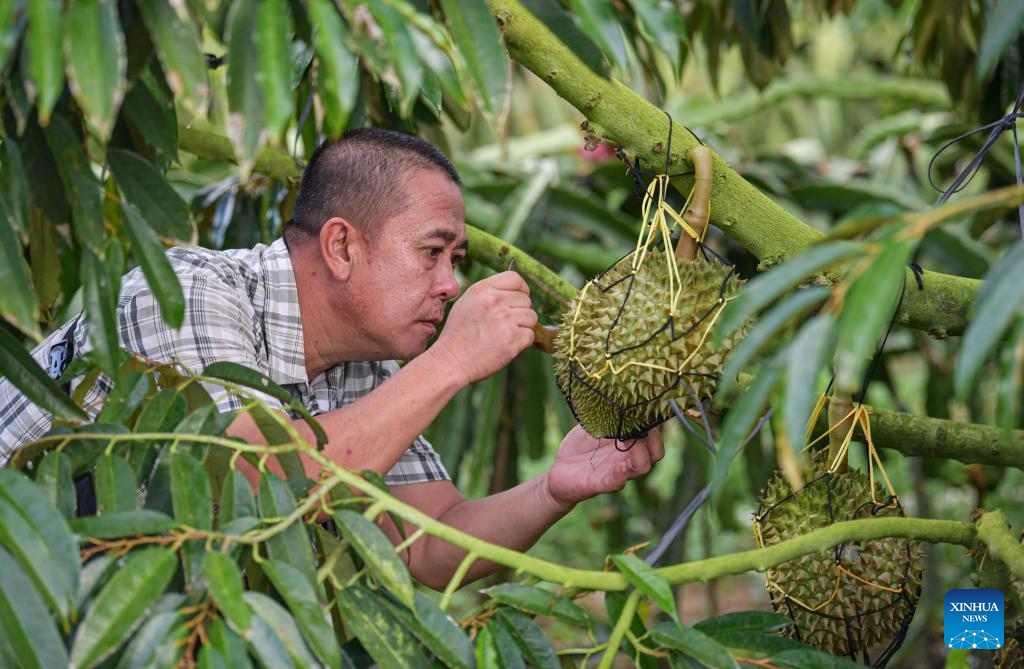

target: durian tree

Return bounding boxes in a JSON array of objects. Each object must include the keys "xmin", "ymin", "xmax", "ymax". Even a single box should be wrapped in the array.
[{"xmin": 0, "ymin": 0, "xmax": 1023, "ymax": 667}]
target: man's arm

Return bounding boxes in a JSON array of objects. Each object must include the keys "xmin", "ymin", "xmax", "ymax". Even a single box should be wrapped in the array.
[
  {"xmin": 228, "ymin": 270, "xmax": 537, "ymax": 488},
  {"xmin": 382, "ymin": 427, "xmax": 665, "ymax": 590}
]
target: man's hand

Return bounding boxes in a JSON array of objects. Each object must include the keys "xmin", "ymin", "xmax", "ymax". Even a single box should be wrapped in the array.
[
  {"xmin": 431, "ymin": 271, "xmax": 537, "ymax": 385},
  {"xmin": 543, "ymin": 426, "xmax": 665, "ymax": 509}
]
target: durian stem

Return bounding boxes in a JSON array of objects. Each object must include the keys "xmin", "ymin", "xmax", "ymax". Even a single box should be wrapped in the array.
[
  {"xmin": 976, "ymin": 510, "xmax": 1024, "ymax": 582},
  {"xmin": 675, "ymin": 145, "xmax": 713, "ymax": 262},
  {"xmin": 827, "ymin": 392, "xmax": 854, "ymax": 473},
  {"xmin": 532, "ymin": 324, "xmax": 558, "ymax": 353}
]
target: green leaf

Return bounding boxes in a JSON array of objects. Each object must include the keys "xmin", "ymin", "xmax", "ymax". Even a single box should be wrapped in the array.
[
  {"xmin": 568, "ymin": 0, "xmax": 628, "ymax": 70},
  {"xmin": 134, "ymin": 0, "xmax": 208, "ymax": 114},
  {"xmin": 379, "ymin": 589, "xmax": 474, "ymax": 669},
  {"xmin": 771, "ymin": 648, "xmax": 861, "ymax": 669},
  {"xmin": 611, "ymin": 553, "xmax": 678, "ymax": 620},
  {"xmin": 711, "ymin": 347, "xmax": 786, "ymax": 500},
  {"xmin": 332, "ymin": 509, "xmax": 415, "ymax": 610},
  {"xmin": 336, "ymin": 584, "xmax": 429, "ymax": 669},
  {"xmin": 171, "ymin": 449, "xmax": 213, "ymax": 583},
  {"xmin": 0, "ymin": 472, "xmax": 77, "ymax": 622},
  {"xmin": 108, "ymin": 149, "xmax": 192, "ymax": 242},
  {"xmin": 203, "ymin": 551, "xmax": 253, "ymax": 638},
  {"xmin": 95, "ymin": 453, "xmax": 139, "ymax": 513},
  {"xmin": 484, "ymin": 583, "xmax": 556, "ymax": 616},
  {"xmin": 219, "ymin": 467, "xmax": 257, "ymax": 523},
  {"xmin": 65, "ymin": 0, "xmax": 126, "ymax": 139},
  {"xmin": 474, "ymin": 625, "xmax": 501, "ymax": 669},
  {"xmin": 134, "ymin": 387, "xmax": 188, "ymax": 433},
  {"xmin": 121, "ymin": 202, "xmax": 186, "ymax": 328},
  {"xmin": 996, "ymin": 314, "xmax": 1024, "ymax": 430},
  {"xmin": 202, "ymin": 361, "xmax": 292, "ymax": 404},
  {"xmin": 258, "ymin": 473, "xmax": 317, "ymax": 586},
  {"xmin": 0, "ymin": 325, "xmax": 86, "ymax": 421},
  {"xmin": 693, "ymin": 611, "xmax": 792, "ymax": 637},
  {"xmin": 244, "ymin": 591, "xmax": 319, "ymax": 667},
  {"xmin": 367, "ymin": 0, "xmax": 423, "ymax": 116},
  {"xmin": 718, "ymin": 286, "xmax": 830, "ymax": 397},
  {"xmin": 518, "ymin": 0, "xmax": 609, "ymax": 77},
  {"xmin": 835, "ymin": 237, "xmax": 914, "ymax": 392},
  {"xmin": 708, "ymin": 631, "xmax": 804, "ymax": 655},
  {"xmin": 494, "ymin": 608, "xmax": 559, "ymax": 669},
  {"xmin": 262, "ymin": 559, "xmax": 341, "ymax": 669},
  {"xmin": 551, "ymin": 596, "xmax": 591, "ymax": 628},
  {"xmin": 225, "ymin": 0, "xmax": 264, "ymax": 168},
  {"xmin": 977, "ymin": 0, "xmax": 1024, "ymax": 78},
  {"xmin": 25, "ymin": 0, "xmax": 63, "ymax": 124},
  {"xmin": 122, "ymin": 82, "xmax": 178, "ymax": 159},
  {"xmin": 244, "ymin": 611, "xmax": 292, "ymax": 669},
  {"xmin": 70, "ymin": 547, "xmax": 178, "ymax": 669},
  {"xmin": 1, "ymin": 139, "xmax": 29, "ymax": 240},
  {"xmin": 650, "ymin": 621, "xmax": 736, "ymax": 669},
  {"xmin": 203, "ymin": 618, "xmax": 253, "ymax": 669},
  {"xmin": 440, "ymin": 0, "xmax": 508, "ymax": 116},
  {"xmin": 253, "ymin": 0, "xmax": 294, "ymax": 141},
  {"xmin": 43, "ymin": 113, "xmax": 104, "ymax": 250},
  {"xmin": 955, "ymin": 240, "xmax": 1024, "ymax": 399},
  {"xmin": 487, "ymin": 616, "xmax": 524, "ymax": 669},
  {"xmin": 715, "ymin": 241, "xmax": 862, "ymax": 345},
  {"xmin": 35, "ymin": 450, "xmax": 76, "ymax": 519},
  {"xmin": 782, "ymin": 315, "xmax": 836, "ymax": 447},
  {"xmin": 628, "ymin": 0, "xmax": 685, "ymax": 77},
  {"xmin": 308, "ymin": 0, "xmax": 359, "ymax": 136},
  {"xmin": 70, "ymin": 510, "xmax": 177, "ymax": 540},
  {"xmin": 116, "ymin": 611, "xmax": 183, "ymax": 669},
  {"xmin": 81, "ymin": 247, "xmax": 122, "ymax": 379},
  {"xmin": 0, "ymin": 0, "xmax": 21, "ymax": 75},
  {"xmin": 0, "ymin": 547, "xmax": 69, "ymax": 669},
  {"xmin": 0, "ymin": 205, "xmax": 37, "ymax": 333}
]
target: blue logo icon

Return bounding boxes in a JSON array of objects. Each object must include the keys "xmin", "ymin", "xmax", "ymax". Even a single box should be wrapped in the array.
[{"xmin": 944, "ymin": 589, "xmax": 1004, "ymax": 649}]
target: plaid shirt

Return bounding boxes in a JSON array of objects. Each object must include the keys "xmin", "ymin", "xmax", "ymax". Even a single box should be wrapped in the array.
[{"xmin": 0, "ymin": 238, "xmax": 449, "ymax": 486}]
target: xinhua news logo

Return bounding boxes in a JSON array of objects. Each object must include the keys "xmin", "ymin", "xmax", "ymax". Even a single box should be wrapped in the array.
[{"xmin": 944, "ymin": 589, "xmax": 1004, "ymax": 650}]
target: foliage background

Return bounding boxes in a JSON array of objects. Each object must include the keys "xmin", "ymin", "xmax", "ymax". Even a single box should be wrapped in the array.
[{"xmin": 0, "ymin": 0, "xmax": 1023, "ymax": 667}]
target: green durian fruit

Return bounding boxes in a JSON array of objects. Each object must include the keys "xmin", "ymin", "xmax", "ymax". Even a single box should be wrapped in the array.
[
  {"xmin": 553, "ymin": 252, "xmax": 743, "ymax": 438},
  {"xmin": 755, "ymin": 452, "xmax": 925, "ymax": 658}
]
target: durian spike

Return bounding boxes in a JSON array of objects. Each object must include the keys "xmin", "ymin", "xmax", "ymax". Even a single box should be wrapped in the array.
[{"xmin": 675, "ymin": 145, "xmax": 713, "ymax": 262}]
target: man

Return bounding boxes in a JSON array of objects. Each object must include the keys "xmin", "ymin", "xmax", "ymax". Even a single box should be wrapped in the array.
[{"xmin": 0, "ymin": 128, "xmax": 663, "ymax": 589}]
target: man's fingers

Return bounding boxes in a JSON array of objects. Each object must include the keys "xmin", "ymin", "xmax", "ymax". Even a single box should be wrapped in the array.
[
  {"xmin": 626, "ymin": 446, "xmax": 651, "ymax": 475},
  {"xmin": 644, "ymin": 429, "xmax": 665, "ymax": 463},
  {"xmin": 489, "ymin": 270, "xmax": 531, "ymax": 295}
]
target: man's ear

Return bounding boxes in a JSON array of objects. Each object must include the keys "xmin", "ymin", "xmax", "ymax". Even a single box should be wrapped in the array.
[{"xmin": 319, "ymin": 217, "xmax": 364, "ymax": 281}]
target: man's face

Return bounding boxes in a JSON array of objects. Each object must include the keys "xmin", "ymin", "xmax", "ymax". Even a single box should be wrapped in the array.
[{"xmin": 348, "ymin": 167, "xmax": 467, "ymax": 360}]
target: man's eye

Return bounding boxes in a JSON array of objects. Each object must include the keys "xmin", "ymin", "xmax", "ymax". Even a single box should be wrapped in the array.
[
  {"xmin": 426, "ymin": 247, "xmax": 443, "ymax": 259},
  {"xmin": 452, "ymin": 254, "xmax": 466, "ymax": 266}
]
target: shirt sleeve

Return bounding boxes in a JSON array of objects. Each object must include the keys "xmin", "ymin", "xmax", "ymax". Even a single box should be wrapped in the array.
[
  {"xmin": 118, "ymin": 273, "xmax": 282, "ymax": 413},
  {"xmin": 374, "ymin": 361, "xmax": 451, "ymax": 486}
]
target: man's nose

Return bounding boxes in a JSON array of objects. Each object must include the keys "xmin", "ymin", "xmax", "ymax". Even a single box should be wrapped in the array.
[{"xmin": 434, "ymin": 263, "xmax": 460, "ymax": 301}]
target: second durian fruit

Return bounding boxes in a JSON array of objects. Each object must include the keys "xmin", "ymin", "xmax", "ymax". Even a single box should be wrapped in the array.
[
  {"xmin": 553, "ymin": 252, "xmax": 743, "ymax": 439},
  {"xmin": 755, "ymin": 452, "xmax": 925, "ymax": 658}
]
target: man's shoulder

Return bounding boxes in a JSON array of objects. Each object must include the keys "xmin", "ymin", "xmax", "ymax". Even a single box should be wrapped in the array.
[{"xmin": 119, "ymin": 240, "xmax": 289, "ymax": 309}]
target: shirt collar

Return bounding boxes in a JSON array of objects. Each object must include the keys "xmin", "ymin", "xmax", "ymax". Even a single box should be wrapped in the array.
[{"xmin": 258, "ymin": 238, "xmax": 309, "ymax": 386}]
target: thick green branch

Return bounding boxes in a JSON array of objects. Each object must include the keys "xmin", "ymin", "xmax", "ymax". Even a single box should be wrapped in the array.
[
  {"xmin": 658, "ymin": 517, "xmax": 976, "ymax": 585},
  {"xmin": 486, "ymin": 0, "xmax": 985, "ymax": 336},
  {"xmin": 812, "ymin": 405, "xmax": 1024, "ymax": 469}
]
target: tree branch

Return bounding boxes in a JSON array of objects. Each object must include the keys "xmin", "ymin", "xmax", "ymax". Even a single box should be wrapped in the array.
[{"xmin": 485, "ymin": 0, "xmax": 994, "ymax": 337}]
